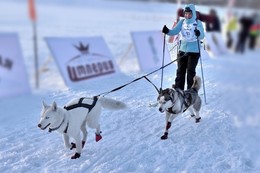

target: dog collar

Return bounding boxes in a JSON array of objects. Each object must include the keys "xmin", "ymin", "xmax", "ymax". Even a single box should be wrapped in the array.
[{"xmin": 49, "ymin": 117, "xmax": 65, "ymax": 133}]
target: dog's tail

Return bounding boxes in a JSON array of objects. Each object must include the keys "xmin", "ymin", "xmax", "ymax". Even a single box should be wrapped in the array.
[
  {"xmin": 98, "ymin": 97, "xmax": 127, "ymax": 110},
  {"xmin": 191, "ymin": 76, "xmax": 201, "ymax": 92}
]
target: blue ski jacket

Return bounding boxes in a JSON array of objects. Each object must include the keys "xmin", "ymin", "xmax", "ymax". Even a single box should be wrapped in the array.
[{"xmin": 167, "ymin": 4, "xmax": 205, "ymax": 53}]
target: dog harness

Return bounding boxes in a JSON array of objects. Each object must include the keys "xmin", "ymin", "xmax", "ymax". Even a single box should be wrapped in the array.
[
  {"xmin": 63, "ymin": 96, "xmax": 98, "ymax": 134},
  {"xmin": 64, "ymin": 96, "xmax": 98, "ymax": 112},
  {"xmin": 49, "ymin": 97, "xmax": 98, "ymax": 133},
  {"xmin": 166, "ymin": 89, "xmax": 193, "ymax": 114}
]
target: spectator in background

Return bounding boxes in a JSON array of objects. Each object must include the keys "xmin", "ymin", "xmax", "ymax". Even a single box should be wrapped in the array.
[
  {"xmin": 249, "ymin": 13, "xmax": 260, "ymax": 50},
  {"xmin": 204, "ymin": 9, "xmax": 225, "ymax": 54},
  {"xmin": 226, "ymin": 15, "xmax": 238, "ymax": 50},
  {"xmin": 235, "ymin": 14, "xmax": 254, "ymax": 53},
  {"xmin": 205, "ymin": 9, "xmax": 221, "ymax": 32}
]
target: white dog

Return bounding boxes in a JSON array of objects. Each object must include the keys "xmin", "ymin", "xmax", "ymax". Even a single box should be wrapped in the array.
[{"xmin": 38, "ymin": 96, "xmax": 126, "ymax": 159}]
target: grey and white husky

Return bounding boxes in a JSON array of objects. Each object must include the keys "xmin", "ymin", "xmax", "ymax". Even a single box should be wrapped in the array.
[
  {"xmin": 157, "ymin": 76, "xmax": 202, "ymax": 140},
  {"xmin": 38, "ymin": 96, "xmax": 126, "ymax": 159}
]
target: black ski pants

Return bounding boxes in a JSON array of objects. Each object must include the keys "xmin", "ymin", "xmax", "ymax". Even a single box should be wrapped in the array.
[
  {"xmin": 235, "ymin": 32, "xmax": 249, "ymax": 53},
  {"xmin": 175, "ymin": 51, "xmax": 200, "ymax": 90}
]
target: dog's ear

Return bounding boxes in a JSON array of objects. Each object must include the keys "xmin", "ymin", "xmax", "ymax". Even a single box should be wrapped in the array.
[
  {"xmin": 161, "ymin": 88, "xmax": 169, "ymax": 95},
  {"xmin": 157, "ymin": 93, "xmax": 162, "ymax": 101},
  {"xmin": 42, "ymin": 100, "xmax": 48, "ymax": 109},
  {"xmin": 51, "ymin": 101, "xmax": 57, "ymax": 111},
  {"xmin": 168, "ymin": 88, "xmax": 173, "ymax": 94}
]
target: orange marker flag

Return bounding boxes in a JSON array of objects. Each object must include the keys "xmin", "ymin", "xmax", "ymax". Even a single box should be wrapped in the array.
[
  {"xmin": 28, "ymin": 0, "xmax": 39, "ymax": 88},
  {"xmin": 28, "ymin": 0, "xmax": 36, "ymax": 21}
]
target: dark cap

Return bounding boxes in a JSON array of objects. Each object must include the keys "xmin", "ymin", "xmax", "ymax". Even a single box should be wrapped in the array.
[{"xmin": 184, "ymin": 7, "xmax": 192, "ymax": 13}]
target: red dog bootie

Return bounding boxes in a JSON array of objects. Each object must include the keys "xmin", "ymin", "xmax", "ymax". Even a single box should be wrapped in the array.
[{"xmin": 96, "ymin": 133, "xmax": 102, "ymax": 142}]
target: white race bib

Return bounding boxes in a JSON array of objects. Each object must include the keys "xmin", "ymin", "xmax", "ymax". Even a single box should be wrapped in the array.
[{"xmin": 180, "ymin": 21, "xmax": 197, "ymax": 42}]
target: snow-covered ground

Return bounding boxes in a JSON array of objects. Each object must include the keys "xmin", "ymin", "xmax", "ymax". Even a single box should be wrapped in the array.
[{"xmin": 0, "ymin": 0, "xmax": 259, "ymax": 172}]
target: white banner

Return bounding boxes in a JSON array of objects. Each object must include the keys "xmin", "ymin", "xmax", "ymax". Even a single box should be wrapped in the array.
[
  {"xmin": 45, "ymin": 36, "xmax": 120, "ymax": 86},
  {"xmin": 205, "ymin": 32, "xmax": 229, "ymax": 57},
  {"xmin": 0, "ymin": 33, "xmax": 31, "ymax": 98},
  {"xmin": 131, "ymin": 31, "xmax": 172, "ymax": 71}
]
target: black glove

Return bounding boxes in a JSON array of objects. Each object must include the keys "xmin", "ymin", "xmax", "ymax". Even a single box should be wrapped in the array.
[
  {"xmin": 194, "ymin": 29, "xmax": 200, "ymax": 37},
  {"xmin": 162, "ymin": 25, "xmax": 169, "ymax": 34}
]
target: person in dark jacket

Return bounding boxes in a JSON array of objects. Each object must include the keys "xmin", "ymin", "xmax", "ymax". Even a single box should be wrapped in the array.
[
  {"xmin": 235, "ymin": 15, "xmax": 254, "ymax": 53},
  {"xmin": 205, "ymin": 9, "xmax": 221, "ymax": 32},
  {"xmin": 248, "ymin": 13, "xmax": 259, "ymax": 50},
  {"xmin": 162, "ymin": 4, "xmax": 205, "ymax": 90}
]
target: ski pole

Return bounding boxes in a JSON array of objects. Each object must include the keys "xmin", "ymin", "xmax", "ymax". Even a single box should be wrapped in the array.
[
  {"xmin": 160, "ymin": 34, "xmax": 166, "ymax": 93},
  {"xmin": 197, "ymin": 37, "xmax": 207, "ymax": 104}
]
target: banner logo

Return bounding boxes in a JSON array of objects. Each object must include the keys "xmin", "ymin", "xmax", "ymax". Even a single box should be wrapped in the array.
[
  {"xmin": 0, "ymin": 54, "xmax": 13, "ymax": 70},
  {"xmin": 66, "ymin": 42, "xmax": 115, "ymax": 82}
]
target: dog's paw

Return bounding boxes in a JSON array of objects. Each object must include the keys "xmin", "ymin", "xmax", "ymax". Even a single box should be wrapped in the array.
[
  {"xmin": 71, "ymin": 152, "xmax": 81, "ymax": 159},
  {"xmin": 70, "ymin": 141, "xmax": 86, "ymax": 149},
  {"xmin": 96, "ymin": 133, "xmax": 102, "ymax": 142},
  {"xmin": 160, "ymin": 132, "xmax": 168, "ymax": 140},
  {"xmin": 195, "ymin": 117, "xmax": 201, "ymax": 123},
  {"xmin": 70, "ymin": 142, "xmax": 76, "ymax": 150}
]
